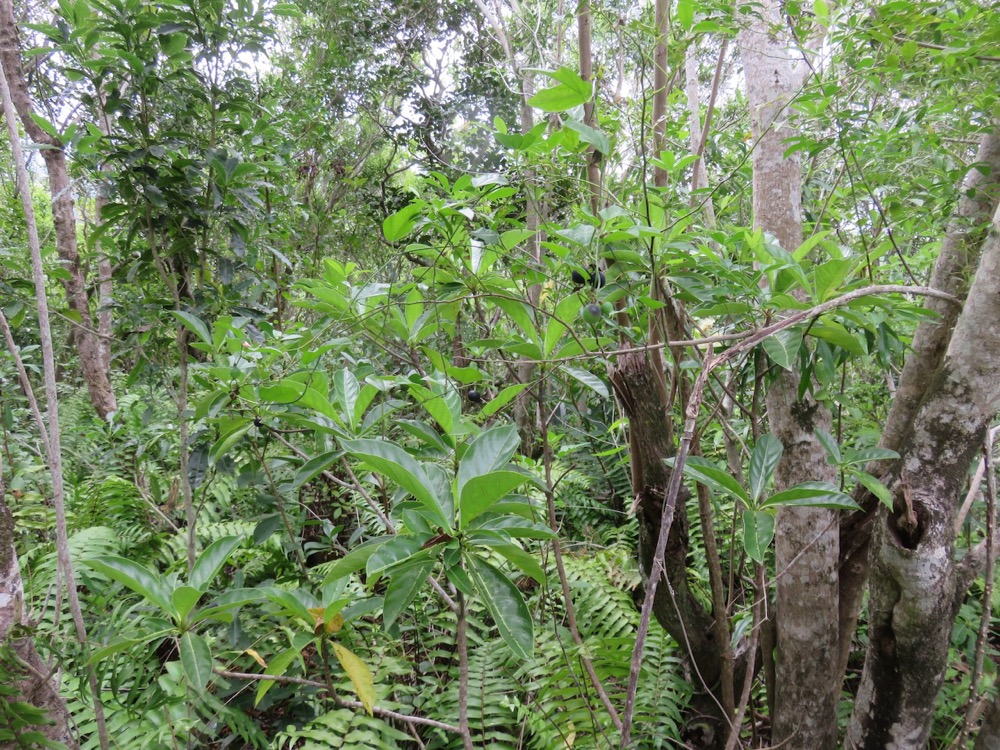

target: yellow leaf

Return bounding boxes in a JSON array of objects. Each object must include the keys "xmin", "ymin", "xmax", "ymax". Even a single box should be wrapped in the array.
[
  {"xmin": 245, "ymin": 649, "xmax": 267, "ymax": 668},
  {"xmin": 333, "ymin": 643, "xmax": 375, "ymax": 715},
  {"xmin": 325, "ymin": 614, "xmax": 344, "ymax": 634}
]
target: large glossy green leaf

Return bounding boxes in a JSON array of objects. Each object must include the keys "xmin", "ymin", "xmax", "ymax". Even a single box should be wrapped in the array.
[
  {"xmin": 466, "ymin": 554, "xmax": 533, "ymax": 659},
  {"xmin": 760, "ymin": 481, "xmax": 859, "ymax": 510},
  {"xmin": 342, "ymin": 439, "xmax": 450, "ymax": 527},
  {"xmin": 480, "ymin": 383, "xmax": 530, "ymax": 417},
  {"xmin": 742, "ymin": 510, "xmax": 775, "ymax": 564},
  {"xmin": 855, "ymin": 471, "xmax": 894, "ymax": 510},
  {"xmin": 476, "ymin": 541, "xmax": 545, "ymax": 584},
  {"xmin": 180, "ymin": 632, "xmax": 213, "ymax": 694},
  {"xmin": 749, "ymin": 435, "xmax": 783, "ymax": 504},
  {"xmin": 367, "ymin": 536, "xmax": 425, "ymax": 578},
  {"xmin": 333, "ymin": 369, "xmax": 360, "ymax": 430},
  {"xmin": 191, "ymin": 588, "xmax": 267, "ymax": 624},
  {"xmin": 382, "ymin": 557, "xmax": 434, "ymax": 630},
  {"xmin": 320, "ymin": 537, "xmax": 391, "ymax": 585},
  {"xmin": 459, "ymin": 471, "xmax": 534, "ymax": 527},
  {"xmin": 467, "ymin": 515, "xmax": 556, "ymax": 539},
  {"xmin": 560, "ymin": 365, "xmax": 609, "ymax": 398},
  {"xmin": 383, "ymin": 203, "xmax": 422, "ymax": 243},
  {"xmin": 84, "ymin": 556, "xmax": 174, "ymax": 616},
  {"xmin": 189, "ymin": 536, "xmax": 242, "ymax": 591},
  {"xmin": 762, "ymin": 328, "xmax": 803, "ymax": 370},
  {"xmin": 171, "ymin": 310, "xmax": 212, "ymax": 347},
  {"xmin": 457, "ymin": 425, "xmax": 520, "ymax": 493},
  {"xmin": 171, "ymin": 586, "xmax": 203, "ymax": 623},
  {"xmin": 665, "ymin": 456, "xmax": 749, "ymax": 504}
]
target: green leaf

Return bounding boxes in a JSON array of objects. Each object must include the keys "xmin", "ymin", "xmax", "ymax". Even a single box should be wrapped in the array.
[
  {"xmin": 190, "ymin": 588, "xmax": 267, "ymax": 625},
  {"xmin": 855, "ymin": 471, "xmax": 894, "ymax": 510},
  {"xmin": 367, "ymin": 536, "xmax": 425, "ymax": 578},
  {"xmin": 180, "ymin": 632, "xmax": 213, "ymax": 694},
  {"xmin": 383, "ymin": 203, "xmax": 422, "ymax": 243},
  {"xmin": 171, "ymin": 310, "xmax": 212, "ymax": 347},
  {"xmin": 527, "ymin": 67, "xmax": 592, "ymax": 111},
  {"xmin": 333, "ymin": 369, "xmax": 360, "ymax": 430},
  {"xmin": 762, "ymin": 328, "xmax": 803, "ymax": 370},
  {"xmin": 320, "ymin": 537, "xmax": 391, "ymax": 585},
  {"xmin": 189, "ymin": 536, "xmax": 242, "ymax": 591},
  {"xmin": 814, "ymin": 428, "xmax": 842, "ymax": 464},
  {"xmin": 562, "ymin": 118, "xmax": 611, "ymax": 156},
  {"xmin": 480, "ymin": 383, "xmax": 530, "ymax": 417},
  {"xmin": 467, "ymin": 515, "xmax": 555, "ymax": 539},
  {"xmin": 665, "ymin": 456, "xmax": 750, "ymax": 504},
  {"xmin": 334, "ymin": 643, "xmax": 376, "ymax": 714},
  {"xmin": 760, "ymin": 481, "xmax": 859, "ymax": 510},
  {"xmin": 87, "ymin": 631, "xmax": 174, "ymax": 666},
  {"xmin": 742, "ymin": 510, "xmax": 775, "ymax": 564},
  {"xmin": 810, "ymin": 321, "xmax": 866, "ymax": 355},
  {"xmin": 255, "ymin": 644, "xmax": 305, "ymax": 706},
  {"xmin": 458, "ymin": 425, "xmax": 520, "ymax": 496},
  {"xmin": 459, "ymin": 471, "xmax": 534, "ymax": 527},
  {"xmin": 466, "ymin": 554, "xmax": 533, "ymax": 659},
  {"xmin": 342, "ymin": 439, "xmax": 450, "ymax": 527},
  {"xmin": 382, "ymin": 558, "xmax": 434, "ymax": 630},
  {"xmin": 749, "ymin": 435, "xmax": 783, "ymax": 504},
  {"xmin": 841, "ymin": 447, "xmax": 900, "ymax": 467},
  {"xmin": 560, "ymin": 365, "xmax": 609, "ymax": 398},
  {"xmin": 171, "ymin": 586, "xmax": 203, "ymax": 623},
  {"xmin": 209, "ymin": 420, "xmax": 252, "ymax": 464},
  {"xmin": 544, "ymin": 294, "xmax": 582, "ymax": 356},
  {"xmin": 84, "ymin": 557, "xmax": 174, "ymax": 617},
  {"xmin": 478, "ymin": 541, "xmax": 545, "ymax": 584}
]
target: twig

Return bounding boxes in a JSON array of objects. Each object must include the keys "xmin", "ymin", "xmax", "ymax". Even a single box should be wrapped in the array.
[{"xmin": 213, "ymin": 669, "xmax": 461, "ymax": 732}]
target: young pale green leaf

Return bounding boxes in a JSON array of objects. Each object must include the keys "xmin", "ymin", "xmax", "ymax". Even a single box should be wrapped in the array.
[
  {"xmin": 762, "ymin": 328, "xmax": 803, "ymax": 370},
  {"xmin": 189, "ymin": 536, "xmax": 243, "ymax": 591},
  {"xmin": 855, "ymin": 471, "xmax": 894, "ymax": 510},
  {"xmin": 333, "ymin": 644, "xmax": 376, "ymax": 715},
  {"xmin": 665, "ymin": 456, "xmax": 749, "ymax": 504},
  {"xmin": 382, "ymin": 203, "xmax": 422, "ymax": 243},
  {"xmin": 760, "ymin": 481, "xmax": 859, "ymax": 510},
  {"xmin": 342, "ymin": 438, "xmax": 450, "ymax": 527},
  {"xmin": 84, "ymin": 556, "xmax": 174, "ymax": 616},
  {"xmin": 171, "ymin": 586, "xmax": 204, "ymax": 623},
  {"xmin": 527, "ymin": 67, "xmax": 592, "ymax": 111},
  {"xmin": 814, "ymin": 428, "xmax": 842, "ymax": 465},
  {"xmin": 749, "ymin": 435, "xmax": 783, "ymax": 504},
  {"xmin": 466, "ymin": 554, "xmax": 534, "ymax": 659},
  {"xmin": 180, "ymin": 632, "xmax": 213, "ymax": 694},
  {"xmin": 382, "ymin": 558, "xmax": 434, "ymax": 630},
  {"xmin": 742, "ymin": 509, "xmax": 775, "ymax": 564},
  {"xmin": 170, "ymin": 310, "xmax": 213, "ymax": 347},
  {"xmin": 560, "ymin": 365, "xmax": 609, "ymax": 398},
  {"xmin": 333, "ymin": 369, "xmax": 361, "ymax": 430}
]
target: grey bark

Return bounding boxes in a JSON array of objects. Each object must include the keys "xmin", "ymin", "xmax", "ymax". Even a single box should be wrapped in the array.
[
  {"xmin": 0, "ymin": 465, "xmax": 78, "ymax": 748},
  {"xmin": 739, "ymin": 4, "xmax": 840, "ymax": 748},
  {"xmin": 0, "ymin": 0, "xmax": 117, "ymax": 420},
  {"xmin": 846, "ymin": 200, "xmax": 1000, "ymax": 747}
]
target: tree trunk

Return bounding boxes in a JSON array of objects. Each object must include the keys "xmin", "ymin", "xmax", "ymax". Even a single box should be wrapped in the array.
[
  {"xmin": 846, "ymin": 197, "xmax": 1000, "ymax": 747},
  {"xmin": 0, "ymin": 0, "xmax": 117, "ymax": 420},
  {"xmin": 739, "ymin": 4, "xmax": 840, "ymax": 747},
  {"xmin": 0, "ymin": 468, "xmax": 78, "ymax": 749}
]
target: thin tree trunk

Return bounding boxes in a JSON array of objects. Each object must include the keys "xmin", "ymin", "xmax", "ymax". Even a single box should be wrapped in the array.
[
  {"xmin": 0, "ymin": 0, "xmax": 117, "ymax": 420},
  {"xmin": 0, "ymin": 465, "xmax": 78, "ymax": 749},
  {"xmin": 739, "ymin": 3, "xmax": 839, "ymax": 747}
]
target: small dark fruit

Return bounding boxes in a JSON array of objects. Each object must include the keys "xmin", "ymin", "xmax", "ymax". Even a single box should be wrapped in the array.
[
  {"xmin": 467, "ymin": 389, "xmax": 483, "ymax": 403},
  {"xmin": 571, "ymin": 267, "xmax": 606, "ymax": 289}
]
